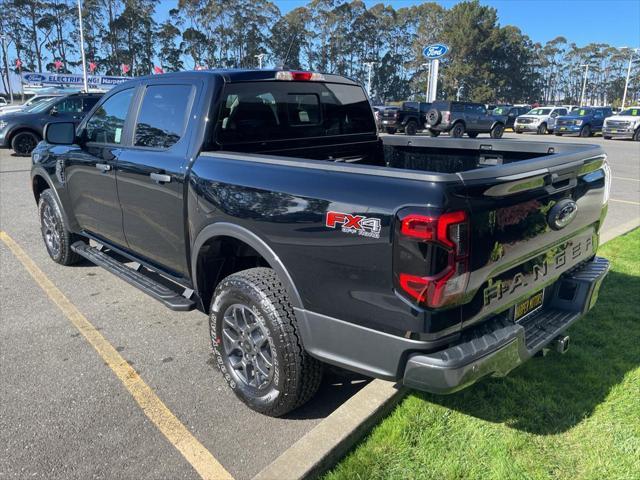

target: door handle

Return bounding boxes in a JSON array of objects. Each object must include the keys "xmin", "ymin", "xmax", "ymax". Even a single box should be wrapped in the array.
[
  {"xmin": 150, "ymin": 172, "xmax": 172, "ymax": 184},
  {"xmin": 96, "ymin": 163, "xmax": 111, "ymax": 172}
]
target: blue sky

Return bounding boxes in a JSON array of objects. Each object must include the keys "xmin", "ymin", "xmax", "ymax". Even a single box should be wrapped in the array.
[{"xmin": 157, "ymin": 0, "xmax": 640, "ymax": 47}]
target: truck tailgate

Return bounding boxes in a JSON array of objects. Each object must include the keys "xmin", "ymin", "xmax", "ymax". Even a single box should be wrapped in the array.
[{"xmin": 457, "ymin": 146, "xmax": 609, "ymax": 329}]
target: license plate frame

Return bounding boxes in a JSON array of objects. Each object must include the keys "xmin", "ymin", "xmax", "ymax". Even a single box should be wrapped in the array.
[{"xmin": 514, "ymin": 290, "xmax": 545, "ymax": 322}]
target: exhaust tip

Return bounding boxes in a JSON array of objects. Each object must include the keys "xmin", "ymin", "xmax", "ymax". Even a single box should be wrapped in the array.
[{"xmin": 554, "ymin": 335, "xmax": 570, "ymax": 354}]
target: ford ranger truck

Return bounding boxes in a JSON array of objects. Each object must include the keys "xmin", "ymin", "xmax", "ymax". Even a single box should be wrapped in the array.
[{"xmin": 31, "ymin": 70, "xmax": 611, "ymax": 416}]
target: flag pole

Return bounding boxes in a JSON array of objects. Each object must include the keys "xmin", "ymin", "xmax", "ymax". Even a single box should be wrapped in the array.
[{"xmin": 77, "ymin": 0, "xmax": 89, "ymax": 92}]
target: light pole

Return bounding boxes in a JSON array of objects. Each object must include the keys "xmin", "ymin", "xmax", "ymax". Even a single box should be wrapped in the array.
[
  {"xmin": 77, "ymin": 0, "xmax": 89, "ymax": 92},
  {"xmin": 619, "ymin": 47, "xmax": 640, "ymax": 109},
  {"xmin": 363, "ymin": 62, "xmax": 375, "ymax": 98},
  {"xmin": 255, "ymin": 53, "xmax": 265, "ymax": 69},
  {"xmin": 0, "ymin": 34, "xmax": 13, "ymax": 103},
  {"xmin": 421, "ymin": 62, "xmax": 430, "ymax": 101},
  {"xmin": 579, "ymin": 64, "xmax": 589, "ymax": 106}
]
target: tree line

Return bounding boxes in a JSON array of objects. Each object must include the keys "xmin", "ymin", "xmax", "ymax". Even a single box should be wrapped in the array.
[{"xmin": 1, "ymin": 0, "xmax": 638, "ymax": 106}]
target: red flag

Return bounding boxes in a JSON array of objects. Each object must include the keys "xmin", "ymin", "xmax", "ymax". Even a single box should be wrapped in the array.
[
  {"xmin": 121, "ymin": 64, "xmax": 130, "ymax": 75},
  {"xmin": 54, "ymin": 60, "xmax": 63, "ymax": 71},
  {"xmin": 15, "ymin": 58, "xmax": 22, "ymax": 70},
  {"xmin": 89, "ymin": 62, "xmax": 97, "ymax": 73},
  {"xmin": 154, "ymin": 65, "xmax": 164, "ymax": 74}
]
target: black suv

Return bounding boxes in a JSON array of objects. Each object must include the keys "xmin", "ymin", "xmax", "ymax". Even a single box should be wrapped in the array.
[
  {"xmin": 491, "ymin": 105, "xmax": 531, "ymax": 129},
  {"xmin": 424, "ymin": 101, "xmax": 506, "ymax": 138},
  {"xmin": 0, "ymin": 92, "xmax": 102, "ymax": 155},
  {"xmin": 384, "ymin": 101, "xmax": 431, "ymax": 135}
]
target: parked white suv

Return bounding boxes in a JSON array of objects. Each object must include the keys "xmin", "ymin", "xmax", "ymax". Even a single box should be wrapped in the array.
[
  {"xmin": 514, "ymin": 106, "xmax": 568, "ymax": 135},
  {"xmin": 602, "ymin": 107, "xmax": 640, "ymax": 141},
  {"xmin": 0, "ymin": 95, "xmax": 59, "ymax": 115}
]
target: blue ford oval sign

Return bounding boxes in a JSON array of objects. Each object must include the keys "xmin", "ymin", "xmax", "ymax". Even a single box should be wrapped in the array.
[{"xmin": 423, "ymin": 44, "xmax": 449, "ymax": 60}]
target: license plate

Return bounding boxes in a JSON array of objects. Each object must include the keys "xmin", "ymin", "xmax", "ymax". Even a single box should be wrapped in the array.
[
  {"xmin": 560, "ymin": 127, "xmax": 567, "ymax": 130},
  {"xmin": 610, "ymin": 129, "xmax": 617, "ymax": 133},
  {"xmin": 514, "ymin": 290, "xmax": 544, "ymax": 322}
]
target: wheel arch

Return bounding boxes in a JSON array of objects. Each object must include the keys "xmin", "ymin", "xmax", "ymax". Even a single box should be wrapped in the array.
[
  {"xmin": 191, "ymin": 223, "xmax": 303, "ymax": 312},
  {"xmin": 491, "ymin": 120, "xmax": 505, "ymax": 129},
  {"xmin": 8, "ymin": 126, "xmax": 41, "ymax": 145}
]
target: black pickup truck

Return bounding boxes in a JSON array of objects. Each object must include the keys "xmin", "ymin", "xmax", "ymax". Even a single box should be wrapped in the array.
[{"xmin": 32, "ymin": 70, "xmax": 611, "ymax": 416}]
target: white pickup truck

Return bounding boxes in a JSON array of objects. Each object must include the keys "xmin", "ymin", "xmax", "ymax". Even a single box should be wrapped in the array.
[
  {"xmin": 514, "ymin": 106, "xmax": 568, "ymax": 135},
  {"xmin": 603, "ymin": 107, "xmax": 640, "ymax": 141}
]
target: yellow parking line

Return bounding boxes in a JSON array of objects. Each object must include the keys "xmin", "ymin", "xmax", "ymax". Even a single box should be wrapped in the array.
[
  {"xmin": 0, "ymin": 231, "xmax": 233, "ymax": 480},
  {"xmin": 609, "ymin": 198, "xmax": 640, "ymax": 206}
]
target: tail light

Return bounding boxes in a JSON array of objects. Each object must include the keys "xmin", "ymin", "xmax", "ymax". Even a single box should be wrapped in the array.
[
  {"xmin": 394, "ymin": 209, "xmax": 470, "ymax": 309},
  {"xmin": 444, "ymin": 111, "xmax": 451, "ymax": 123}
]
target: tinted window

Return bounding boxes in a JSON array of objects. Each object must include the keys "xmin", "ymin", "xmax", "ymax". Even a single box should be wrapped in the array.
[
  {"xmin": 217, "ymin": 81, "xmax": 375, "ymax": 144},
  {"xmin": 56, "ymin": 97, "xmax": 83, "ymax": 113},
  {"xmin": 83, "ymin": 97, "xmax": 100, "ymax": 112},
  {"xmin": 464, "ymin": 104, "xmax": 476, "ymax": 113},
  {"xmin": 134, "ymin": 84, "xmax": 194, "ymax": 149},
  {"xmin": 85, "ymin": 89, "xmax": 134, "ymax": 144}
]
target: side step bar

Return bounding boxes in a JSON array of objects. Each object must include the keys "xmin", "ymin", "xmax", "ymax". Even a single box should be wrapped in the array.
[{"xmin": 71, "ymin": 242, "xmax": 195, "ymax": 311}]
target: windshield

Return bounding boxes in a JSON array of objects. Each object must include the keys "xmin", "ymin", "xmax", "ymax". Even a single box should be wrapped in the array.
[
  {"xmin": 527, "ymin": 108, "xmax": 551, "ymax": 116},
  {"xmin": 26, "ymin": 97, "xmax": 58, "ymax": 113},
  {"xmin": 492, "ymin": 107, "xmax": 510, "ymax": 115},
  {"xmin": 619, "ymin": 108, "xmax": 639, "ymax": 116},
  {"xmin": 576, "ymin": 108, "xmax": 593, "ymax": 116}
]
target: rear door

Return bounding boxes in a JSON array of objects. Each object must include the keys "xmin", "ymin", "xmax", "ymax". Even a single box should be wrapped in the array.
[
  {"xmin": 115, "ymin": 81, "xmax": 198, "ymax": 277},
  {"xmin": 457, "ymin": 148, "xmax": 609, "ymax": 328},
  {"xmin": 464, "ymin": 104, "xmax": 479, "ymax": 130}
]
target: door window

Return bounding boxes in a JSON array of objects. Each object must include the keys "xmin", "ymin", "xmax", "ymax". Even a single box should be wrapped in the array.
[
  {"xmin": 84, "ymin": 88, "xmax": 134, "ymax": 145},
  {"xmin": 55, "ymin": 97, "xmax": 83, "ymax": 113},
  {"xmin": 134, "ymin": 84, "xmax": 194, "ymax": 149}
]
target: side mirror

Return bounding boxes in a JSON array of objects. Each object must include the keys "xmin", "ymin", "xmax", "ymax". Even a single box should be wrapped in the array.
[{"xmin": 44, "ymin": 122, "xmax": 76, "ymax": 145}]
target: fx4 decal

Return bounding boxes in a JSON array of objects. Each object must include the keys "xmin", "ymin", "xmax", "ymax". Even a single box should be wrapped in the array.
[{"xmin": 326, "ymin": 211, "xmax": 382, "ymax": 239}]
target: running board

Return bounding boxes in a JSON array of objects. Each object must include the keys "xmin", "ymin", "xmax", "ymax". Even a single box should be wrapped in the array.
[{"xmin": 71, "ymin": 242, "xmax": 195, "ymax": 311}]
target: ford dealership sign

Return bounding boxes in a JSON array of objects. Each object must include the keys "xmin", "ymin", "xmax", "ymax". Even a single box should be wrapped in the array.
[{"xmin": 423, "ymin": 44, "xmax": 449, "ymax": 60}]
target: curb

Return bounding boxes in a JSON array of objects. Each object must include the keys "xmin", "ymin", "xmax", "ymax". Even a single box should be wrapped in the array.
[
  {"xmin": 254, "ymin": 219, "xmax": 640, "ymax": 480},
  {"xmin": 252, "ymin": 379, "xmax": 406, "ymax": 480}
]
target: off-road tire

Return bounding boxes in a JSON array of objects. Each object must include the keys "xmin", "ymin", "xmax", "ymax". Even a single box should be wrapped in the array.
[
  {"xmin": 38, "ymin": 189, "xmax": 83, "ymax": 265},
  {"xmin": 385, "ymin": 127, "xmax": 396, "ymax": 134},
  {"xmin": 490, "ymin": 123, "xmax": 505, "ymax": 139},
  {"xmin": 405, "ymin": 120, "xmax": 418, "ymax": 136},
  {"xmin": 467, "ymin": 132, "xmax": 479, "ymax": 138},
  {"xmin": 428, "ymin": 129, "xmax": 440, "ymax": 137},
  {"xmin": 426, "ymin": 108, "xmax": 441, "ymax": 126},
  {"xmin": 451, "ymin": 122, "xmax": 465, "ymax": 138},
  {"xmin": 11, "ymin": 131, "xmax": 40, "ymax": 156},
  {"xmin": 209, "ymin": 267, "xmax": 323, "ymax": 417}
]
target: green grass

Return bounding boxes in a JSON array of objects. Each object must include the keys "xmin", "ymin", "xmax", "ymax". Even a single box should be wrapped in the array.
[{"xmin": 326, "ymin": 229, "xmax": 640, "ymax": 480}]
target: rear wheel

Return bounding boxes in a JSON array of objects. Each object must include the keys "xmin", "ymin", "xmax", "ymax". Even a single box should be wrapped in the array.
[
  {"xmin": 536, "ymin": 123, "xmax": 547, "ymax": 135},
  {"xmin": 604, "ymin": 136, "xmax": 612, "ymax": 140},
  {"xmin": 515, "ymin": 130, "xmax": 523, "ymax": 134},
  {"xmin": 450, "ymin": 122, "xmax": 465, "ymax": 138},
  {"xmin": 405, "ymin": 120, "xmax": 418, "ymax": 136},
  {"xmin": 490, "ymin": 123, "xmax": 505, "ymax": 139},
  {"xmin": 555, "ymin": 133, "xmax": 563, "ymax": 136},
  {"xmin": 467, "ymin": 132, "xmax": 479, "ymax": 138},
  {"xmin": 210, "ymin": 267, "xmax": 323, "ymax": 417},
  {"xmin": 579, "ymin": 125, "xmax": 591, "ymax": 137},
  {"xmin": 428, "ymin": 129, "xmax": 440, "ymax": 137},
  {"xmin": 385, "ymin": 127, "xmax": 396, "ymax": 134},
  {"xmin": 11, "ymin": 131, "xmax": 40, "ymax": 156},
  {"xmin": 38, "ymin": 189, "xmax": 84, "ymax": 265}
]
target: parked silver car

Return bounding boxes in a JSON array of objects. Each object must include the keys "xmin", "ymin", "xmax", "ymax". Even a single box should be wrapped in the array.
[{"xmin": 514, "ymin": 106, "xmax": 568, "ymax": 134}]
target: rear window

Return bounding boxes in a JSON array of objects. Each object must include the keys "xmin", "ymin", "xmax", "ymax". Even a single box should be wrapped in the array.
[{"xmin": 216, "ymin": 82, "xmax": 375, "ymax": 145}]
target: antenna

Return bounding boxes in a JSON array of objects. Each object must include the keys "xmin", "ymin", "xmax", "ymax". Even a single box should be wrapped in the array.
[{"xmin": 279, "ymin": 31, "xmax": 297, "ymax": 69}]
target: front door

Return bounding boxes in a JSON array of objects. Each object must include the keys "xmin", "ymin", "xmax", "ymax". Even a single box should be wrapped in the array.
[
  {"xmin": 115, "ymin": 83, "xmax": 197, "ymax": 277},
  {"xmin": 65, "ymin": 88, "xmax": 136, "ymax": 247}
]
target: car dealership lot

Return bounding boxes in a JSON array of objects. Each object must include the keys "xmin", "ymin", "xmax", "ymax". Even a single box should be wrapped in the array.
[{"xmin": 1, "ymin": 133, "xmax": 638, "ymax": 480}]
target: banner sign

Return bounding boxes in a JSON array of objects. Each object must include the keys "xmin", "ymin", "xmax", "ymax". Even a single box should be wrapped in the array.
[{"xmin": 21, "ymin": 72, "xmax": 130, "ymax": 88}]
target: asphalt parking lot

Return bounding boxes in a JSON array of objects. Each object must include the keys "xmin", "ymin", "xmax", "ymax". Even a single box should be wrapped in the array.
[{"xmin": 1, "ymin": 133, "xmax": 638, "ymax": 480}]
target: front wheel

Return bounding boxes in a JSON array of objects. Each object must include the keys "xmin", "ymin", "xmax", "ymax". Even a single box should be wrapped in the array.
[
  {"xmin": 38, "ymin": 189, "xmax": 84, "ymax": 265},
  {"xmin": 405, "ymin": 120, "xmax": 418, "ymax": 136},
  {"xmin": 634, "ymin": 129, "xmax": 640, "ymax": 141},
  {"xmin": 450, "ymin": 122, "xmax": 465, "ymax": 138},
  {"xmin": 11, "ymin": 131, "xmax": 40, "ymax": 156},
  {"xmin": 428, "ymin": 129, "xmax": 440, "ymax": 137},
  {"xmin": 604, "ymin": 136, "xmax": 612, "ymax": 140},
  {"xmin": 537, "ymin": 123, "xmax": 547, "ymax": 135},
  {"xmin": 210, "ymin": 268, "xmax": 323, "ymax": 417},
  {"xmin": 490, "ymin": 123, "xmax": 505, "ymax": 139},
  {"xmin": 579, "ymin": 125, "xmax": 591, "ymax": 137},
  {"xmin": 385, "ymin": 127, "xmax": 396, "ymax": 134}
]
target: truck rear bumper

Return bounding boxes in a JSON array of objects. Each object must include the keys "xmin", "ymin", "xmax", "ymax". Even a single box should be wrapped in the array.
[{"xmin": 403, "ymin": 256, "xmax": 609, "ymax": 394}]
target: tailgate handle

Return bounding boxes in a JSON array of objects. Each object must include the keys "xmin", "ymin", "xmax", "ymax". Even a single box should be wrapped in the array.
[{"xmin": 547, "ymin": 173, "xmax": 577, "ymax": 193}]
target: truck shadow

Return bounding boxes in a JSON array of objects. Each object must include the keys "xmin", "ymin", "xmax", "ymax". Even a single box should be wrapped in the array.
[{"xmin": 419, "ymin": 269, "xmax": 639, "ymax": 435}]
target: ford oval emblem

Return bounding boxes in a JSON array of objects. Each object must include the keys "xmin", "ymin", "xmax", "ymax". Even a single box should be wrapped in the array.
[
  {"xmin": 423, "ymin": 44, "xmax": 449, "ymax": 60},
  {"xmin": 548, "ymin": 199, "xmax": 578, "ymax": 230}
]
